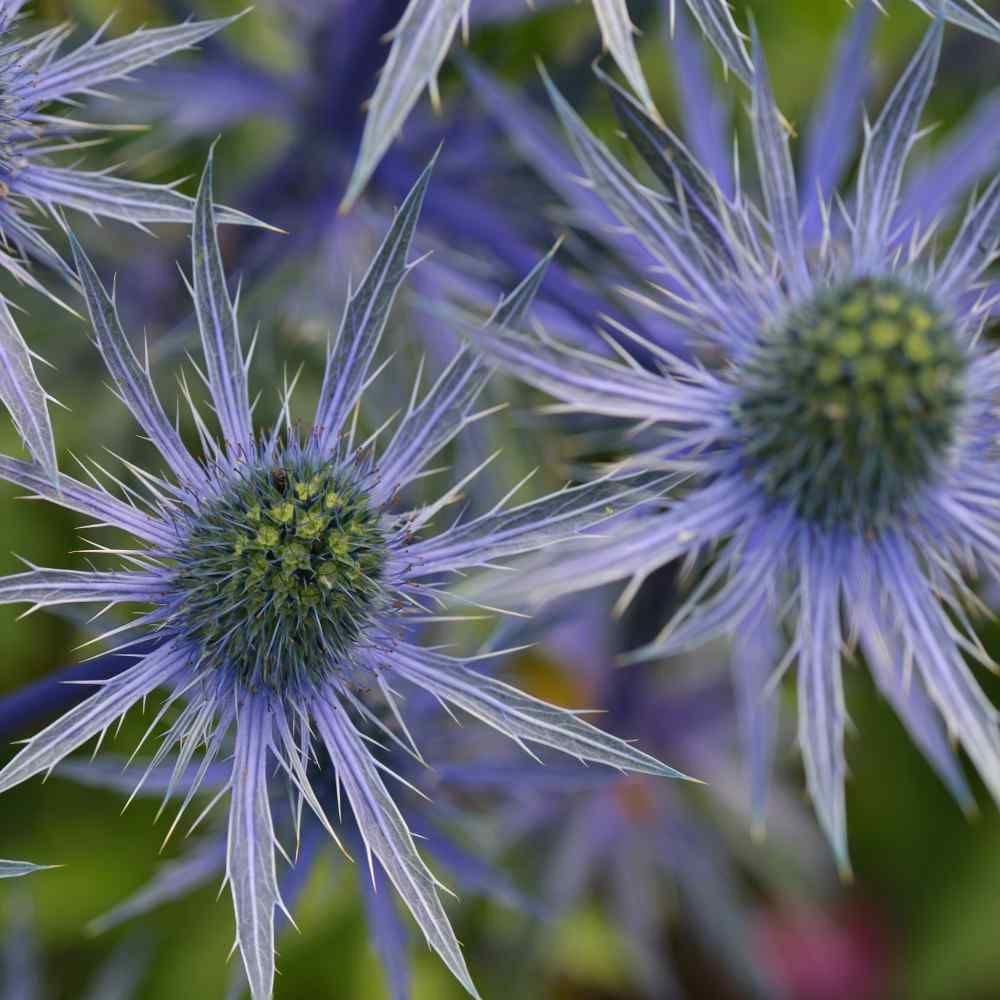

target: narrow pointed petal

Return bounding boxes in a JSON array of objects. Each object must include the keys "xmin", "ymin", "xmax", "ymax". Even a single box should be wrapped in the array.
[
  {"xmin": 749, "ymin": 25, "xmax": 808, "ymax": 295},
  {"xmin": 0, "ymin": 454, "xmax": 174, "ymax": 547},
  {"xmin": 409, "ymin": 472, "xmax": 669, "ymax": 575},
  {"xmin": 313, "ymin": 697, "xmax": 480, "ymax": 999},
  {"xmin": 897, "ymin": 92, "xmax": 1000, "ymax": 233},
  {"xmin": 191, "ymin": 153, "xmax": 253, "ymax": 454},
  {"xmin": 393, "ymin": 647, "xmax": 690, "ymax": 780},
  {"xmin": 476, "ymin": 479, "xmax": 752, "ymax": 610},
  {"xmin": 79, "ymin": 935, "xmax": 152, "ymax": 1000},
  {"xmin": 449, "ymin": 303, "xmax": 724, "ymax": 424},
  {"xmin": 666, "ymin": 9, "xmax": 733, "ymax": 193},
  {"xmin": 378, "ymin": 248, "xmax": 555, "ymax": 490},
  {"xmin": 340, "ymin": 0, "xmax": 466, "ymax": 211},
  {"xmin": 352, "ymin": 834, "xmax": 412, "ymax": 1000},
  {"xmin": 796, "ymin": 540, "xmax": 849, "ymax": 873},
  {"xmin": 800, "ymin": 0, "xmax": 878, "ymax": 235},
  {"xmin": 58, "ymin": 755, "xmax": 229, "ymax": 799},
  {"xmin": 0, "ymin": 295, "xmax": 55, "ymax": 480},
  {"xmin": 29, "ymin": 17, "xmax": 242, "ymax": 104},
  {"xmin": 0, "ymin": 642, "xmax": 188, "ymax": 796},
  {"xmin": 23, "ymin": 167, "xmax": 267, "ymax": 230},
  {"xmin": 376, "ymin": 347, "xmax": 488, "ymax": 494},
  {"xmin": 540, "ymin": 69, "xmax": 734, "ymax": 322},
  {"xmin": 935, "ymin": 175, "xmax": 1000, "ymax": 293},
  {"xmin": 315, "ymin": 157, "xmax": 435, "ymax": 451},
  {"xmin": 590, "ymin": 0, "xmax": 656, "ymax": 112},
  {"xmin": 730, "ymin": 601, "xmax": 781, "ymax": 829},
  {"xmin": 70, "ymin": 233, "xmax": 205, "ymax": 486},
  {"xmin": 682, "ymin": 0, "xmax": 753, "ymax": 85},
  {"xmin": 0, "ymin": 859, "xmax": 56, "ymax": 879},
  {"xmin": 856, "ymin": 611, "xmax": 973, "ymax": 811},
  {"xmin": 227, "ymin": 697, "xmax": 279, "ymax": 1000},
  {"xmin": 854, "ymin": 19, "xmax": 942, "ymax": 261},
  {"xmin": 604, "ymin": 70, "xmax": 735, "ymax": 267},
  {"xmin": 877, "ymin": 535, "xmax": 1000, "ymax": 807},
  {"xmin": 0, "ymin": 568, "xmax": 163, "ymax": 608}
]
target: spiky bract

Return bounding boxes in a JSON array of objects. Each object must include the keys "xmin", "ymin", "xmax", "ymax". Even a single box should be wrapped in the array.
[{"xmin": 0, "ymin": 4, "xmax": 261, "ymax": 480}]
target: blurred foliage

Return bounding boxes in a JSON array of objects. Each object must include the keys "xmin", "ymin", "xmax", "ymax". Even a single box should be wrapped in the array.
[{"xmin": 0, "ymin": 0, "xmax": 996, "ymax": 997}]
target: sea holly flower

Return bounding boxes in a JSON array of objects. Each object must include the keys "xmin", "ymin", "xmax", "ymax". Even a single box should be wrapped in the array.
[
  {"xmin": 0, "ymin": 3, "xmax": 260, "ymax": 479},
  {"xmin": 0, "ymin": 154, "xmax": 685, "ymax": 999},
  {"xmin": 340, "ymin": 0, "xmax": 753, "ymax": 210},
  {"xmin": 460, "ymin": 16, "xmax": 1000, "ymax": 870}
]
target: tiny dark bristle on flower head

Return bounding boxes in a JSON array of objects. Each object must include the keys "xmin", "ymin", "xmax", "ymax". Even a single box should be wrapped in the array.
[
  {"xmin": 735, "ymin": 276, "xmax": 967, "ymax": 530},
  {"xmin": 0, "ymin": 151, "xmax": 687, "ymax": 1000}
]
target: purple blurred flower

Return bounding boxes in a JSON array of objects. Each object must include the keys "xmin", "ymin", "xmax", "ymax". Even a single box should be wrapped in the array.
[
  {"xmin": 462, "ymin": 10, "xmax": 1000, "ymax": 871},
  {"xmin": 438, "ymin": 587, "xmax": 831, "ymax": 998},
  {"xmin": 0, "ymin": 155, "xmax": 686, "ymax": 999},
  {"xmin": 120, "ymin": 1, "xmax": 673, "ymax": 356},
  {"xmin": 2, "ymin": 892, "xmax": 150, "ymax": 1000}
]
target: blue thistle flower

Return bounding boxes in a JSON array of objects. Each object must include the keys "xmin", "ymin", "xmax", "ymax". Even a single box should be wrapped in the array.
[
  {"xmin": 461, "ymin": 14, "xmax": 1000, "ymax": 872},
  {"xmin": 0, "ymin": 3, "xmax": 262, "ymax": 481},
  {"xmin": 0, "ymin": 154, "xmax": 686, "ymax": 999}
]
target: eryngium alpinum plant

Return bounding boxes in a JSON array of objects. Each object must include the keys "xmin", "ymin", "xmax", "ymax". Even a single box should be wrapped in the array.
[
  {"xmin": 0, "ymin": 155, "xmax": 687, "ymax": 998},
  {"xmin": 464, "ymin": 17, "xmax": 1000, "ymax": 871}
]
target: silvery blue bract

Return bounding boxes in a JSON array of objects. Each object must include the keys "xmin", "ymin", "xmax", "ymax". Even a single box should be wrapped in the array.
[{"xmin": 0, "ymin": 2, "xmax": 261, "ymax": 480}]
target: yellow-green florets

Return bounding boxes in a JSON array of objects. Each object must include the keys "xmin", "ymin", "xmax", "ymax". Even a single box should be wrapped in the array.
[
  {"xmin": 172, "ymin": 461, "xmax": 388, "ymax": 691},
  {"xmin": 735, "ymin": 277, "xmax": 966, "ymax": 529}
]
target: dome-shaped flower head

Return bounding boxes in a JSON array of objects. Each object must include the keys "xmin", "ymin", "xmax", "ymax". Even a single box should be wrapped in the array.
[
  {"xmin": 0, "ymin": 153, "xmax": 686, "ymax": 999},
  {"xmin": 0, "ymin": 2, "xmax": 260, "ymax": 479},
  {"xmin": 462, "ymin": 15, "xmax": 1000, "ymax": 871}
]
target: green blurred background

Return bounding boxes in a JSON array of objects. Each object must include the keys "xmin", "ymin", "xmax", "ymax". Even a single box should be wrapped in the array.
[{"xmin": 0, "ymin": 0, "xmax": 998, "ymax": 996}]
